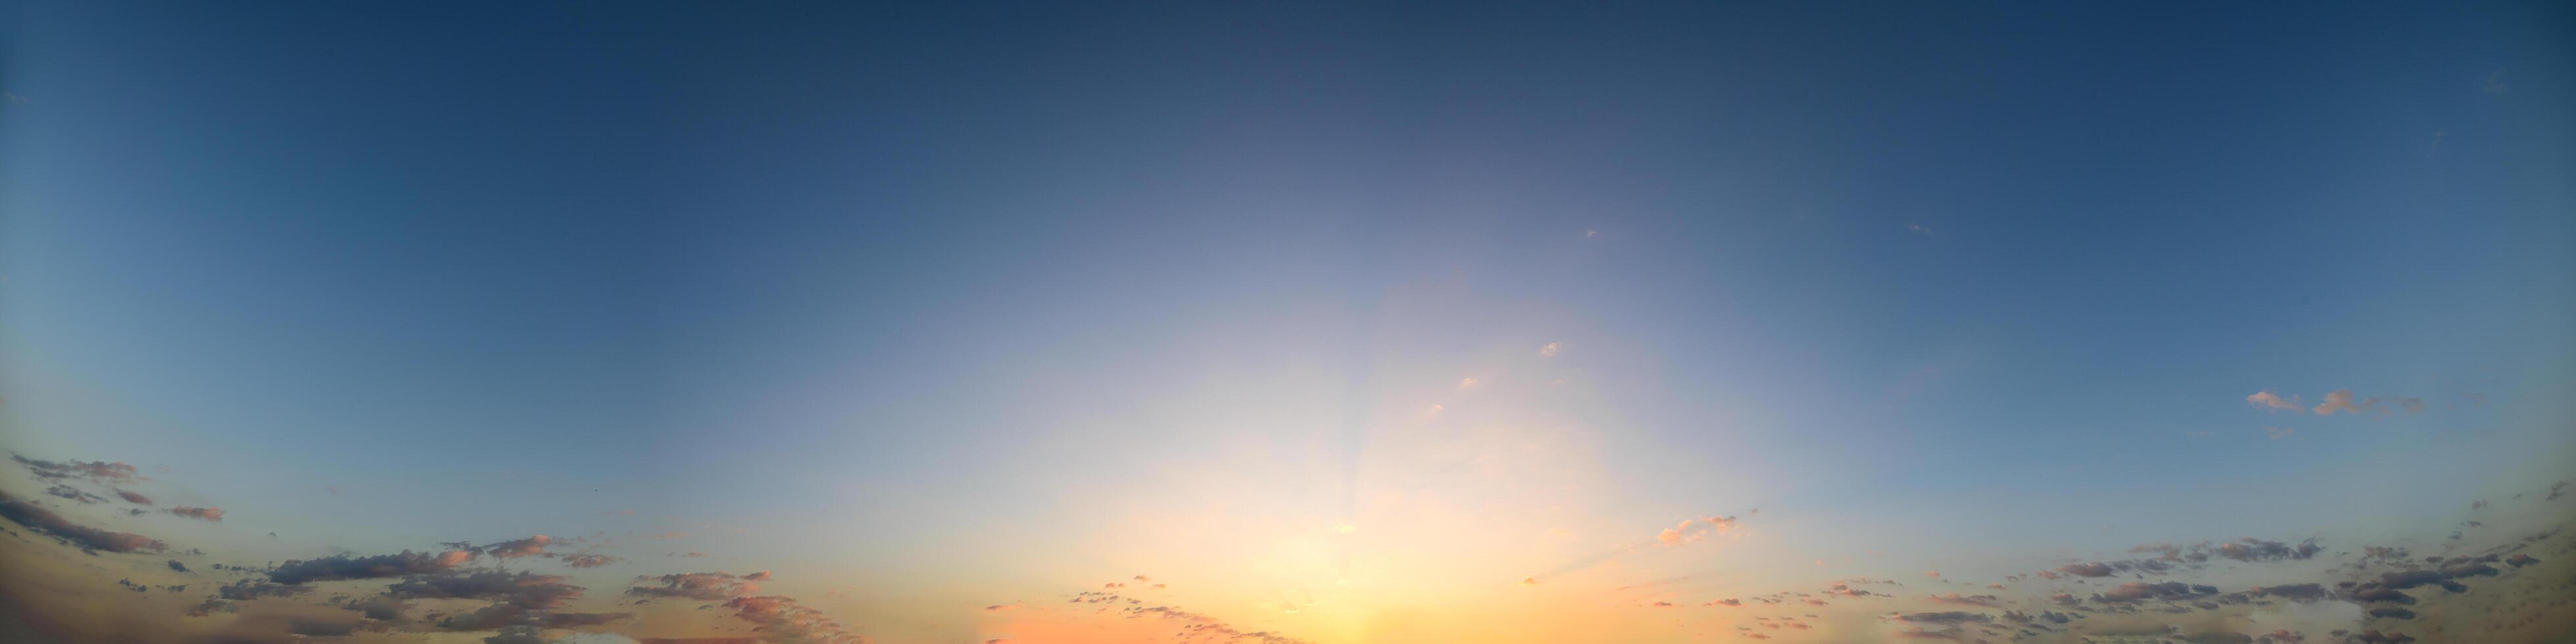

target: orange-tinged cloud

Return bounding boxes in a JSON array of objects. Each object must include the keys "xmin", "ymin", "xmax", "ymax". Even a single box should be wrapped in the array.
[{"xmin": 2247, "ymin": 390, "xmax": 2305, "ymax": 412}]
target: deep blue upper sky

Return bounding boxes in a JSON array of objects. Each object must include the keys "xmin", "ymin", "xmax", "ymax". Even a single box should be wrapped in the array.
[{"xmin": 1, "ymin": 0, "xmax": 2569, "ymax": 617}]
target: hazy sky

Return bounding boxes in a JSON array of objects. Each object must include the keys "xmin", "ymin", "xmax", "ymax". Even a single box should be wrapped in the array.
[{"xmin": 2, "ymin": 2, "xmax": 2571, "ymax": 643}]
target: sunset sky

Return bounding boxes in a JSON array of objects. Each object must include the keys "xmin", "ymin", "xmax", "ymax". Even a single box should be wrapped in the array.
[{"xmin": 2, "ymin": 3, "xmax": 2572, "ymax": 643}]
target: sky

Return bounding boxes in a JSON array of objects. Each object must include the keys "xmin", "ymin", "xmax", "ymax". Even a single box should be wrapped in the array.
[{"xmin": 1, "ymin": 2, "xmax": 2573, "ymax": 643}]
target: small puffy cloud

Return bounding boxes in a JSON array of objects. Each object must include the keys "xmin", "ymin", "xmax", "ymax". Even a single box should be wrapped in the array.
[
  {"xmin": 1538, "ymin": 342, "xmax": 1561, "ymax": 357},
  {"xmin": 1924, "ymin": 593, "xmax": 2002, "ymax": 607},
  {"xmin": 0, "ymin": 492, "xmax": 166, "ymax": 553},
  {"xmin": 116, "ymin": 490, "xmax": 154, "ymax": 505},
  {"xmin": 168, "ymin": 506, "xmax": 224, "ymax": 522},
  {"xmin": 986, "ymin": 604, "xmax": 1021, "ymax": 611},
  {"xmin": 1655, "ymin": 520, "xmax": 1694, "ymax": 545},
  {"xmin": 2247, "ymin": 391, "xmax": 2305, "ymax": 413},
  {"xmin": 1458, "ymin": 377, "xmax": 1479, "ymax": 390}
]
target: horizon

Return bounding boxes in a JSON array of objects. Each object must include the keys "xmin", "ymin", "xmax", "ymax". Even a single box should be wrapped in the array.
[{"xmin": 2, "ymin": 2, "xmax": 2573, "ymax": 643}]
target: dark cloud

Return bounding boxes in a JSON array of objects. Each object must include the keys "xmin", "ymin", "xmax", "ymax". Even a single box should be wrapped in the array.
[
  {"xmin": 2058, "ymin": 563, "xmax": 2117, "ymax": 578},
  {"xmin": 2248, "ymin": 584, "xmax": 2328, "ymax": 601},
  {"xmin": 45, "ymin": 484, "xmax": 105, "ymax": 504},
  {"xmin": 168, "ymin": 559, "xmax": 191, "ymax": 573},
  {"xmin": 168, "ymin": 506, "xmax": 224, "ymax": 522},
  {"xmin": 187, "ymin": 598, "xmax": 237, "ymax": 616},
  {"xmin": 357, "ymin": 595, "xmax": 409, "ymax": 621},
  {"xmin": 11, "ymin": 454, "xmax": 141, "ymax": 484},
  {"xmin": 116, "ymin": 489, "xmax": 154, "ymax": 505},
  {"xmin": 2217, "ymin": 538, "xmax": 2320, "ymax": 562},
  {"xmin": 2002, "ymin": 610, "xmax": 2072, "ymax": 625},
  {"xmin": 269, "ymin": 549, "xmax": 473, "ymax": 584},
  {"xmin": 388, "ymin": 570, "xmax": 584, "ymax": 609},
  {"xmin": 0, "ymin": 491, "xmax": 166, "ymax": 553},
  {"xmin": 1923, "ymin": 593, "xmax": 2004, "ymax": 607}
]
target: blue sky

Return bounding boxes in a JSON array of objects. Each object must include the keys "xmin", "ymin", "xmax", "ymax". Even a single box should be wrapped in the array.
[{"xmin": 1, "ymin": 2, "xmax": 2571, "ymax": 643}]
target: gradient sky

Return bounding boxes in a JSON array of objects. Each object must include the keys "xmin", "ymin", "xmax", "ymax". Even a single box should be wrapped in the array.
[{"xmin": 2, "ymin": 2, "xmax": 2572, "ymax": 643}]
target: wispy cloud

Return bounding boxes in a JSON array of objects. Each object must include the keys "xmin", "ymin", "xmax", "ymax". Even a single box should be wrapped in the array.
[{"xmin": 2246, "ymin": 391, "xmax": 2305, "ymax": 413}]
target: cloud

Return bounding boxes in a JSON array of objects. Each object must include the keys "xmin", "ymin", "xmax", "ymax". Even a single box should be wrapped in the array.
[
  {"xmin": 10, "ymin": 454, "xmax": 141, "ymax": 484},
  {"xmin": 2092, "ymin": 582, "xmax": 2219, "ymax": 603},
  {"xmin": 438, "ymin": 603, "xmax": 630, "ymax": 631},
  {"xmin": 43, "ymin": 484, "xmax": 104, "ymax": 504},
  {"xmin": 1897, "ymin": 611, "xmax": 1992, "ymax": 624},
  {"xmin": 168, "ymin": 506, "xmax": 224, "ymax": 522},
  {"xmin": 116, "ymin": 490, "xmax": 153, "ymax": 505},
  {"xmin": 2217, "ymin": 538, "xmax": 2320, "ymax": 562},
  {"xmin": 723, "ymin": 595, "xmax": 860, "ymax": 643},
  {"xmin": 1924, "ymin": 593, "xmax": 2004, "ymax": 607},
  {"xmin": 218, "ymin": 579, "xmax": 311, "ymax": 600},
  {"xmin": 2058, "ymin": 563, "xmax": 2117, "ymax": 578},
  {"xmin": 2313, "ymin": 390, "xmax": 2368, "ymax": 415},
  {"xmin": 0, "ymin": 492, "xmax": 166, "ymax": 553},
  {"xmin": 2247, "ymin": 391, "xmax": 2305, "ymax": 413},
  {"xmin": 628, "ymin": 572, "xmax": 761, "ymax": 601},
  {"xmin": 1538, "ymin": 342, "xmax": 1561, "ymax": 357},
  {"xmin": 561, "ymin": 553, "xmax": 623, "ymax": 568},
  {"xmin": 649, "ymin": 532, "xmax": 689, "ymax": 540},
  {"xmin": 473, "ymin": 534, "xmax": 553, "ymax": 558},
  {"xmin": 1655, "ymin": 521, "xmax": 1694, "ymax": 545},
  {"xmin": 2247, "ymin": 583, "xmax": 2328, "ymax": 601},
  {"xmin": 388, "ymin": 570, "xmax": 584, "ymax": 609},
  {"xmin": 1654, "ymin": 515, "xmax": 1743, "ymax": 547},
  {"xmin": 2267, "ymin": 426, "xmax": 2295, "ymax": 440},
  {"xmin": 268, "ymin": 549, "xmax": 473, "ymax": 584}
]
